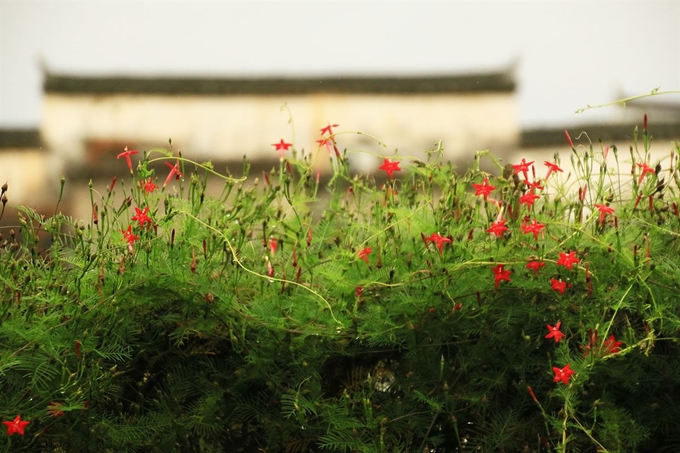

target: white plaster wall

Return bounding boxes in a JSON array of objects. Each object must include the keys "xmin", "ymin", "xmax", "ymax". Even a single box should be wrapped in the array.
[{"xmin": 42, "ymin": 92, "xmax": 518, "ymax": 175}]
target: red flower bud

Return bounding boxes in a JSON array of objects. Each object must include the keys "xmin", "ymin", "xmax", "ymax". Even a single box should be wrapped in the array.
[{"xmin": 527, "ymin": 385, "xmax": 538, "ymax": 403}]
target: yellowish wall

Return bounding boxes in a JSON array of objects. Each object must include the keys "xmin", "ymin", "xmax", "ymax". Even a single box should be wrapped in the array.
[
  {"xmin": 42, "ymin": 92, "xmax": 518, "ymax": 175},
  {"xmin": 0, "ymin": 148, "xmax": 52, "ymax": 208}
]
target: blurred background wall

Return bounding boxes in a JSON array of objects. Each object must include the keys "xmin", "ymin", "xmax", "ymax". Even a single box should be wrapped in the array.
[{"xmin": 1, "ymin": 0, "xmax": 679, "ymax": 219}]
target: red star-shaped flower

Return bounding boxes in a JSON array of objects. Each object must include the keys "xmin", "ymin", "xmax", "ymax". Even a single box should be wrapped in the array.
[
  {"xmin": 379, "ymin": 159, "xmax": 401, "ymax": 178},
  {"xmin": 545, "ymin": 321, "xmax": 566, "ymax": 343},
  {"xmin": 526, "ymin": 260, "xmax": 545, "ymax": 273},
  {"xmin": 3, "ymin": 415, "xmax": 29, "ymax": 436},
  {"xmin": 520, "ymin": 191, "xmax": 540, "ymax": 209},
  {"xmin": 524, "ymin": 180, "xmax": 544, "ymax": 191},
  {"xmin": 271, "ymin": 139, "xmax": 293, "ymax": 159},
  {"xmin": 121, "ymin": 225, "xmax": 140, "ymax": 251},
  {"xmin": 131, "ymin": 206, "xmax": 152, "ymax": 229},
  {"xmin": 141, "ymin": 178, "xmax": 157, "ymax": 194},
  {"xmin": 552, "ymin": 364, "xmax": 575, "ymax": 385},
  {"xmin": 603, "ymin": 335, "xmax": 623, "ymax": 355},
  {"xmin": 316, "ymin": 138, "xmax": 332, "ymax": 154},
  {"xmin": 486, "ymin": 219, "xmax": 508, "ymax": 238},
  {"xmin": 544, "ymin": 161, "xmax": 563, "ymax": 181},
  {"xmin": 424, "ymin": 232, "xmax": 452, "ymax": 255},
  {"xmin": 117, "ymin": 146, "xmax": 138, "ymax": 173},
  {"xmin": 593, "ymin": 203, "xmax": 614, "ymax": 225},
  {"xmin": 512, "ymin": 158, "xmax": 534, "ymax": 181},
  {"xmin": 520, "ymin": 218, "xmax": 546, "ymax": 240},
  {"xmin": 550, "ymin": 278, "xmax": 567, "ymax": 294},
  {"xmin": 472, "ymin": 178, "xmax": 496, "ymax": 200},
  {"xmin": 491, "ymin": 264, "xmax": 512, "ymax": 289},
  {"xmin": 557, "ymin": 251, "xmax": 579, "ymax": 270},
  {"xmin": 636, "ymin": 162, "xmax": 655, "ymax": 185},
  {"xmin": 320, "ymin": 123, "xmax": 339, "ymax": 135},
  {"xmin": 357, "ymin": 247, "xmax": 371, "ymax": 264}
]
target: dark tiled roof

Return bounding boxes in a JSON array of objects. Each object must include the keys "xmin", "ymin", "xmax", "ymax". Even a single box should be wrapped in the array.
[
  {"xmin": 44, "ymin": 71, "xmax": 515, "ymax": 95},
  {"xmin": 0, "ymin": 128, "xmax": 42, "ymax": 149},
  {"xmin": 521, "ymin": 123, "xmax": 680, "ymax": 148}
]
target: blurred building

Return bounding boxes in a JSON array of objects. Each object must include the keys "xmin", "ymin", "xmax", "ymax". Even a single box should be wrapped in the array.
[
  {"xmin": 41, "ymin": 69, "xmax": 518, "ymax": 176},
  {"xmin": 1, "ymin": 68, "xmax": 679, "ymax": 221}
]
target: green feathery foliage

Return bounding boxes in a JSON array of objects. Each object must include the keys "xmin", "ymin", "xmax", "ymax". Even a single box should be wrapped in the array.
[{"xmin": 0, "ymin": 117, "xmax": 679, "ymax": 452}]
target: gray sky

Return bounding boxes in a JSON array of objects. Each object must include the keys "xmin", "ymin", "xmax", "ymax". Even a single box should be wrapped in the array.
[{"xmin": 1, "ymin": 0, "xmax": 679, "ymax": 128}]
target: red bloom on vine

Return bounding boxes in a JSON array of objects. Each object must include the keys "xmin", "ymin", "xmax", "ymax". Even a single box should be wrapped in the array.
[
  {"xmin": 512, "ymin": 158, "xmax": 534, "ymax": 181},
  {"xmin": 545, "ymin": 321, "xmax": 566, "ymax": 343},
  {"xmin": 491, "ymin": 264, "xmax": 511, "ymax": 289},
  {"xmin": 316, "ymin": 138, "xmax": 333, "ymax": 154},
  {"xmin": 524, "ymin": 180, "xmax": 544, "ymax": 192},
  {"xmin": 636, "ymin": 162, "xmax": 655, "ymax": 185},
  {"xmin": 164, "ymin": 161, "xmax": 183, "ymax": 186},
  {"xmin": 594, "ymin": 204, "xmax": 614, "ymax": 225},
  {"xmin": 131, "ymin": 206, "xmax": 152, "ymax": 229},
  {"xmin": 544, "ymin": 161, "xmax": 563, "ymax": 180},
  {"xmin": 121, "ymin": 225, "xmax": 139, "ymax": 251},
  {"xmin": 3, "ymin": 415, "xmax": 29, "ymax": 436},
  {"xmin": 379, "ymin": 159, "xmax": 401, "ymax": 178},
  {"xmin": 557, "ymin": 251, "xmax": 579, "ymax": 270},
  {"xmin": 520, "ymin": 191, "xmax": 540, "ymax": 208},
  {"xmin": 603, "ymin": 335, "xmax": 623, "ymax": 355},
  {"xmin": 320, "ymin": 123, "xmax": 339, "ymax": 135},
  {"xmin": 271, "ymin": 139, "xmax": 293, "ymax": 159},
  {"xmin": 520, "ymin": 218, "xmax": 546, "ymax": 240},
  {"xmin": 117, "ymin": 146, "xmax": 138, "ymax": 173},
  {"xmin": 550, "ymin": 278, "xmax": 567, "ymax": 294},
  {"xmin": 357, "ymin": 247, "xmax": 372, "ymax": 264},
  {"xmin": 472, "ymin": 177, "xmax": 495, "ymax": 200},
  {"xmin": 424, "ymin": 232, "xmax": 452, "ymax": 255},
  {"xmin": 526, "ymin": 260, "xmax": 545, "ymax": 273},
  {"xmin": 141, "ymin": 178, "xmax": 157, "ymax": 194},
  {"xmin": 486, "ymin": 219, "xmax": 508, "ymax": 238},
  {"xmin": 552, "ymin": 364, "xmax": 575, "ymax": 385}
]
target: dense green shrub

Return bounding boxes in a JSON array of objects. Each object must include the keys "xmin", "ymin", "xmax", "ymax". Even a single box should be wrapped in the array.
[{"xmin": 1, "ymin": 119, "xmax": 679, "ymax": 452}]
